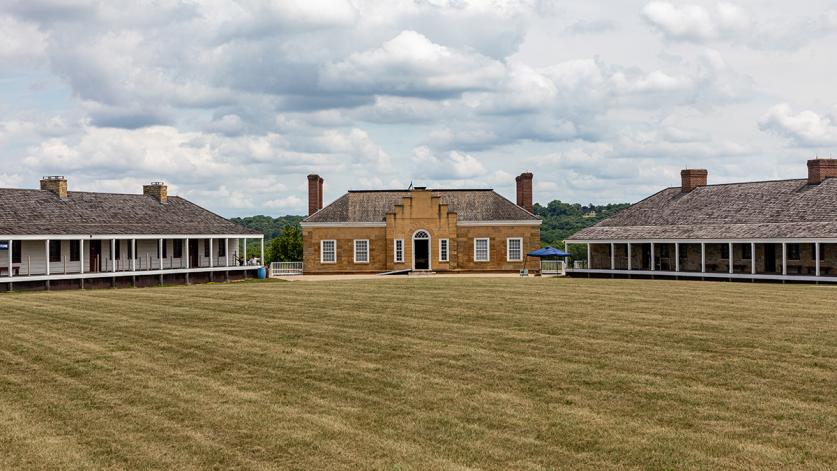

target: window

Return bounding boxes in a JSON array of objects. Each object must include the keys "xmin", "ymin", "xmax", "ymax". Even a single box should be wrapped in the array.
[
  {"xmin": 173, "ymin": 239, "xmax": 183, "ymax": 259},
  {"xmin": 114, "ymin": 240, "xmax": 121, "ymax": 260},
  {"xmin": 49, "ymin": 240, "xmax": 61, "ymax": 263},
  {"xmin": 507, "ymin": 238, "xmax": 523, "ymax": 262},
  {"xmin": 679, "ymin": 245, "xmax": 688, "ymax": 261},
  {"xmin": 474, "ymin": 238, "xmax": 490, "ymax": 262},
  {"xmin": 788, "ymin": 243, "xmax": 801, "ymax": 261},
  {"xmin": 12, "ymin": 241, "xmax": 21, "ymax": 264},
  {"xmin": 354, "ymin": 240, "xmax": 369, "ymax": 263},
  {"xmin": 439, "ymin": 239, "xmax": 449, "ymax": 262},
  {"xmin": 660, "ymin": 244, "xmax": 670, "ymax": 258},
  {"xmin": 721, "ymin": 244, "xmax": 729, "ymax": 260},
  {"xmin": 742, "ymin": 244, "xmax": 752, "ymax": 260},
  {"xmin": 394, "ymin": 239, "xmax": 404, "ymax": 263},
  {"xmin": 70, "ymin": 240, "xmax": 81, "ymax": 262},
  {"xmin": 204, "ymin": 239, "xmax": 210, "ymax": 258},
  {"xmin": 321, "ymin": 240, "xmax": 336, "ymax": 263},
  {"xmin": 158, "ymin": 240, "xmax": 169, "ymax": 259},
  {"xmin": 218, "ymin": 240, "xmax": 226, "ymax": 257}
]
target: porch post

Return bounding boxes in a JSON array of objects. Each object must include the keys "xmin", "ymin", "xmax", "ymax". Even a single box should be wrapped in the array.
[
  {"xmin": 159, "ymin": 238, "xmax": 164, "ymax": 270},
  {"xmin": 675, "ymin": 243, "xmax": 680, "ymax": 272},
  {"xmin": 8, "ymin": 239, "xmax": 13, "ymax": 278},
  {"xmin": 209, "ymin": 238, "xmax": 214, "ymax": 268},
  {"xmin": 80, "ymin": 239, "xmax": 85, "ymax": 274},
  {"xmin": 782, "ymin": 242, "xmax": 787, "ymax": 276},
  {"xmin": 186, "ymin": 238, "xmax": 190, "ymax": 269},
  {"xmin": 225, "ymin": 238, "xmax": 229, "ymax": 267},
  {"xmin": 260, "ymin": 238, "xmax": 265, "ymax": 266},
  {"xmin": 111, "ymin": 238, "xmax": 116, "ymax": 272},
  {"xmin": 729, "ymin": 242, "xmax": 734, "ymax": 274},
  {"xmin": 701, "ymin": 242, "xmax": 706, "ymax": 273},
  {"xmin": 131, "ymin": 239, "xmax": 136, "ymax": 271},
  {"xmin": 751, "ymin": 242, "xmax": 756, "ymax": 275},
  {"xmin": 650, "ymin": 242, "xmax": 655, "ymax": 271},
  {"xmin": 45, "ymin": 240, "xmax": 50, "ymax": 276},
  {"xmin": 243, "ymin": 238, "xmax": 247, "ymax": 263},
  {"xmin": 627, "ymin": 243, "xmax": 632, "ymax": 271},
  {"xmin": 586, "ymin": 243, "xmax": 591, "ymax": 269},
  {"xmin": 815, "ymin": 242, "xmax": 821, "ymax": 277},
  {"xmin": 610, "ymin": 243, "xmax": 615, "ymax": 270}
]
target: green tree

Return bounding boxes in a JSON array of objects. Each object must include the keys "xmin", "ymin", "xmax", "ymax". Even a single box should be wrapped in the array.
[{"xmin": 266, "ymin": 225, "xmax": 303, "ymax": 262}]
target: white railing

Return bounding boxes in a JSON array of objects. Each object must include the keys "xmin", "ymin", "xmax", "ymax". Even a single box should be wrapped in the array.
[
  {"xmin": 573, "ymin": 260, "xmax": 588, "ymax": 270},
  {"xmin": 270, "ymin": 262, "xmax": 303, "ymax": 276},
  {"xmin": 541, "ymin": 260, "xmax": 566, "ymax": 276}
]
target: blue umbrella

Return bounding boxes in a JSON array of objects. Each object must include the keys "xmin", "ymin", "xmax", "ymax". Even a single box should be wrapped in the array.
[{"xmin": 527, "ymin": 246, "xmax": 570, "ymax": 258}]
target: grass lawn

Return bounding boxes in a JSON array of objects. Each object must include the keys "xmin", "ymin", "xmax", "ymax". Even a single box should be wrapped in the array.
[{"xmin": 0, "ymin": 277, "xmax": 835, "ymax": 470}]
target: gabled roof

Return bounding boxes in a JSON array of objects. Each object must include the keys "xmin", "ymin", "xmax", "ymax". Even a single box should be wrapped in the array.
[
  {"xmin": 0, "ymin": 188, "xmax": 260, "ymax": 236},
  {"xmin": 304, "ymin": 189, "xmax": 539, "ymax": 223},
  {"xmin": 569, "ymin": 178, "xmax": 837, "ymax": 240}
]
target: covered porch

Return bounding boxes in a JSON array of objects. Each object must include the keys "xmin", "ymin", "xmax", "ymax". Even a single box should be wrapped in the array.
[
  {"xmin": 0, "ymin": 234, "xmax": 265, "ymax": 289},
  {"xmin": 567, "ymin": 239, "xmax": 837, "ymax": 282}
]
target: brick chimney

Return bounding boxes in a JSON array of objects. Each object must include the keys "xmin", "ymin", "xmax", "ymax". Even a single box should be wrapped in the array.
[
  {"xmin": 308, "ymin": 174, "xmax": 324, "ymax": 216},
  {"xmin": 680, "ymin": 169, "xmax": 708, "ymax": 193},
  {"xmin": 40, "ymin": 176, "xmax": 68, "ymax": 199},
  {"xmin": 515, "ymin": 172, "xmax": 533, "ymax": 213},
  {"xmin": 143, "ymin": 182, "xmax": 168, "ymax": 204},
  {"xmin": 807, "ymin": 158, "xmax": 837, "ymax": 185}
]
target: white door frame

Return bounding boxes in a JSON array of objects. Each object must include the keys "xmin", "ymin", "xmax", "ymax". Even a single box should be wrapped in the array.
[{"xmin": 412, "ymin": 229, "xmax": 431, "ymax": 271}]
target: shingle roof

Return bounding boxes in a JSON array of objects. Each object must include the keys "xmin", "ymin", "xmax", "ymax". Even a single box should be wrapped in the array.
[
  {"xmin": 304, "ymin": 189, "xmax": 539, "ymax": 223},
  {"xmin": 569, "ymin": 178, "xmax": 837, "ymax": 240},
  {"xmin": 0, "ymin": 188, "xmax": 260, "ymax": 236}
]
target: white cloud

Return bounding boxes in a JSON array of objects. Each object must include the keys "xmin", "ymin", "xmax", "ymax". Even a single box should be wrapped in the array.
[
  {"xmin": 759, "ymin": 104, "xmax": 837, "ymax": 147},
  {"xmin": 0, "ymin": 15, "xmax": 48, "ymax": 67},
  {"xmin": 412, "ymin": 146, "xmax": 487, "ymax": 179},
  {"xmin": 642, "ymin": 1, "xmax": 749, "ymax": 42}
]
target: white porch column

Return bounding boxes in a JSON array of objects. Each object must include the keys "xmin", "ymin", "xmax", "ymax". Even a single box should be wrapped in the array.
[
  {"xmin": 751, "ymin": 242, "xmax": 756, "ymax": 275},
  {"xmin": 209, "ymin": 238, "xmax": 214, "ymax": 268},
  {"xmin": 650, "ymin": 242, "xmax": 655, "ymax": 271},
  {"xmin": 701, "ymin": 242, "xmax": 706, "ymax": 273},
  {"xmin": 729, "ymin": 242, "xmax": 734, "ymax": 274},
  {"xmin": 260, "ymin": 238, "xmax": 265, "ymax": 266},
  {"xmin": 131, "ymin": 239, "xmax": 136, "ymax": 271},
  {"xmin": 782, "ymin": 242, "xmax": 787, "ymax": 276},
  {"xmin": 45, "ymin": 240, "xmax": 50, "ymax": 276},
  {"xmin": 159, "ymin": 239, "xmax": 164, "ymax": 270},
  {"xmin": 627, "ymin": 243, "xmax": 632, "ymax": 271},
  {"xmin": 111, "ymin": 238, "xmax": 116, "ymax": 272},
  {"xmin": 610, "ymin": 243, "xmax": 615, "ymax": 270},
  {"xmin": 815, "ymin": 242, "xmax": 821, "ymax": 277},
  {"xmin": 8, "ymin": 239, "xmax": 13, "ymax": 278},
  {"xmin": 675, "ymin": 243, "xmax": 680, "ymax": 272},
  {"xmin": 186, "ymin": 238, "xmax": 190, "ymax": 269},
  {"xmin": 586, "ymin": 243, "xmax": 591, "ymax": 269},
  {"xmin": 225, "ymin": 238, "xmax": 229, "ymax": 267},
  {"xmin": 80, "ymin": 239, "xmax": 85, "ymax": 275},
  {"xmin": 243, "ymin": 238, "xmax": 247, "ymax": 263}
]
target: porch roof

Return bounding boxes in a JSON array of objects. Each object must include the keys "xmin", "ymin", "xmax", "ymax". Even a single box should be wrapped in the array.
[
  {"xmin": 0, "ymin": 188, "xmax": 260, "ymax": 236},
  {"xmin": 570, "ymin": 178, "xmax": 837, "ymax": 240}
]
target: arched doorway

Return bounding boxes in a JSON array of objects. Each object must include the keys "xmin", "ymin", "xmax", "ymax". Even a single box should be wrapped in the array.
[{"xmin": 413, "ymin": 230, "xmax": 431, "ymax": 270}]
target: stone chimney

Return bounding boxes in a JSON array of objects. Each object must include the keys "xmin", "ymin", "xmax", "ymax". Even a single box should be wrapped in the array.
[
  {"xmin": 40, "ymin": 176, "xmax": 68, "ymax": 199},
  {"xmin": 515, "ymin": 172, "xmax": 533, "ymax": 213},
  {"xmin": 681, "ymin": 169, "xmax": 708, "ymax": 193},
  {"xmin": 308, "ymin": 174, "xmax": 324, "ymax": 216},
  {"xmin": 143, "ymin": 182, "xmax": 168, "ymax": 204},
  {"xmin": 807, "ymin": 158, "xmax": 837, "ymax": 185}
]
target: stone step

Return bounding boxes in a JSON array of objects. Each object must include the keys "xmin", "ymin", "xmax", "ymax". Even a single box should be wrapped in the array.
[{"xmin": 409, "ymin": 270, "xmax": 436, "ymax": 276}]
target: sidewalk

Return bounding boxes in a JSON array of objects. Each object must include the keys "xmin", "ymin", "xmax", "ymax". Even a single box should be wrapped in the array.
[{"xmin": 272, "ymin": 273, "xmax": 534, "ymax": 282}]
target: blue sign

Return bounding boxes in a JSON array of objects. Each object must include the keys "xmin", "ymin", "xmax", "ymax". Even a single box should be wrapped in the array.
[{"xmin": 0, "ymin": 243, "xmax": 8, "ymax": 250}]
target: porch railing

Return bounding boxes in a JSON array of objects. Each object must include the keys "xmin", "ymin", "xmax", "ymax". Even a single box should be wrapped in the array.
[
  {"xmin": 270, "ymin": 262, "xmax": 303, "ymax": 276},
  {"xmin": 541, "ymin": 260, "xmax": 566, "ymax": 276}
]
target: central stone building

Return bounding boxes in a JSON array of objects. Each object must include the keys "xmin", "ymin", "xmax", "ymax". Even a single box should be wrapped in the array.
[{"xmin": 300, "ymin": 173, "xmax": 541, "ymax": 274}]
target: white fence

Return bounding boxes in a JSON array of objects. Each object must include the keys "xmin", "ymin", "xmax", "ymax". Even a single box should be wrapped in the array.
[
  {"xmin": 573, "ymin": 260, "xmax": 588, "ymax": 270},
  {"xmin": 270, "ymin": 262, "xmax": 303, "ymax": 276},
  {"xmin": 541, "ymin": 260, "xmax": 566, "ymax": 276}
]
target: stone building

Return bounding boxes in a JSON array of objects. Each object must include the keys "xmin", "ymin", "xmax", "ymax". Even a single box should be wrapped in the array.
[
  {"xmin": 0, "ymin": 177, "xmax": 263, "ymax": 291},
  {"xmin": 300, "ymin": 173, "xmax": 541, "ymax": 274},
  {"xmin": 566, "ymin": 158, "xmax": 837, "ymax": 282}
]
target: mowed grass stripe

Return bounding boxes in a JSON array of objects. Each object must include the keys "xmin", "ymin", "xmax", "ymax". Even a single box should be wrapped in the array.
[{"xmin": 0, "ymin": 278, "xmax": 835, "ymax": 469}]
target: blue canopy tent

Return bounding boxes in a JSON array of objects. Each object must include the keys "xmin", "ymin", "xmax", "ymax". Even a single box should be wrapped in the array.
[{"xmin": 527, "ymin": 246, "xmax": 569, "ymax": 276}]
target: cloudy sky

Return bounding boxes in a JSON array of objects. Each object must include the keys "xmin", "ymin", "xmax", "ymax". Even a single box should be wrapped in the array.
[{"xmin": 2, "ymin": 0, "xmax": 836, "ymax": 216}]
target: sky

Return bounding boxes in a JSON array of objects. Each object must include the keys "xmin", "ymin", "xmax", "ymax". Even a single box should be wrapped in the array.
[{"xmin": 1, "ymin": 0, "xmax": 836, "ymax": 217}]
